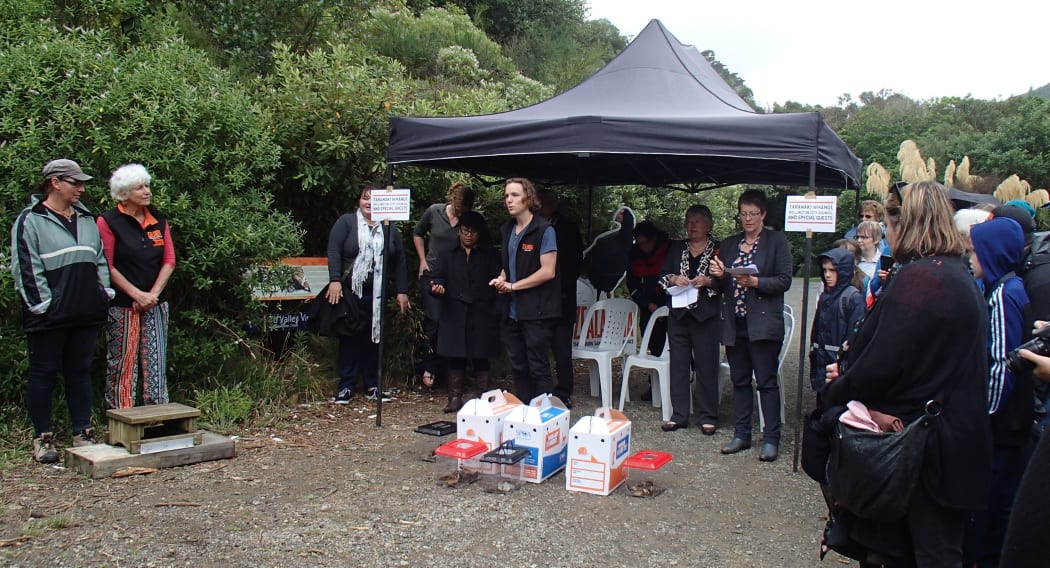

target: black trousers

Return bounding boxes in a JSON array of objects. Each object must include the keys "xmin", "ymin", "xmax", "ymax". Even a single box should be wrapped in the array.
[
  {"xmin": 667, "ymin": 313, "xmax": 720, "ymax": 425},
  {"xmin": 505, "ymin": 318, "xmax": 555, "ymax": 404},
  {"xmin": 418, "ymin": 272, "xmax": 445, "ymax": 380},
  {"xmin": 726, "ymin": 316, "xmax": 782, "ymax": 444},
  {"xmin": 551, "ymin": 307, "xmax": 576, "ymax": 400}
]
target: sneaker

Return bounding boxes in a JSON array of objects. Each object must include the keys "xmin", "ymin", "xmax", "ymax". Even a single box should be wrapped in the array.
[
  {"xmin": 32, "ymin": 433, "xmax": 59, "ymax": 463},
  {"xmin": 334, "ymin": 388, "xmax": 353, "ymax": 404},
  {"xmin": 72, "ymin": 428, "xmax": 99, "ymax": 447},
  {"xmin": 365, "ymin": 388, "xmax": 394, "ymax": 402}
]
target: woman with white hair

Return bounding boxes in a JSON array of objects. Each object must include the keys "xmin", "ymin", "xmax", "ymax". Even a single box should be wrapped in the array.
[{"xmin": 96, "ymin": 164, "xmax": 176, "ymax": 409}]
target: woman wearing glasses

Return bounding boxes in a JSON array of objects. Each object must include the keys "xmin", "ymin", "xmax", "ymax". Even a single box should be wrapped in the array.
[
  {"xmin": 709, "ymin": 190, "xmax": 793, "ymax": 462},
  {"xmin": 429, "ymin": 211, "xmax": 503, "ymax": 412},
  {"xmin": 10, "ymin": 159, "xmax": 114, "ymax": 462}
]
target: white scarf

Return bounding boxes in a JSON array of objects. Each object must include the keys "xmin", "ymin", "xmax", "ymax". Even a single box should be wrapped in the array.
[{"xmin": 350, "ymin": 210, "xmax": 384, "ymax": 343}]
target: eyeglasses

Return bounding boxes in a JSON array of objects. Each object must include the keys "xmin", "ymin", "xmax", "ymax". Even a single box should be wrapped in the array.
[
  {"xmin": 856, "ymin": 234, "xmax": 873, "ymax": 240},
  {"xmin": 738, "ymin": 211, "xmax": 762, "ymax": 219},
  {"xmin": 60, "ymin": 177, "xmax": 85, "ymax": 188},
  {"xmin": 859, "ymin": 214, "xmax": 876, "ymax": 220},
  {"xmin": 459, "ymin": 226, "xmax": 479, "ymax": 235}
]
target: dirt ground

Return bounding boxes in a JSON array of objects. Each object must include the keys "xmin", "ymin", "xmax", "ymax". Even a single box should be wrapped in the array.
[{"xmin": 0, "ymin": 279, "xmax": 848, "ymax": 567}]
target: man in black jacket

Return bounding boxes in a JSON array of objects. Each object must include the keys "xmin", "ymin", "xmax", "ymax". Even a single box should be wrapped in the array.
[
  {"xmin": 490, "ymin": 178, "xmax": 560, "ymax": 403},
  {"xmin": 538, "ymin": 189, "xmax": 582, "ymax": 407}
]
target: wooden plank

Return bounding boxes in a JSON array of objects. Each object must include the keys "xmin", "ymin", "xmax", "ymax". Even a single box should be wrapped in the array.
[
  {"xmin": 64, "ymin": 431, "xmax": 235, "ymax": 479},
  {"xmin": 106, "ymin": 402, "xmax": 200, "ymax": 424}
]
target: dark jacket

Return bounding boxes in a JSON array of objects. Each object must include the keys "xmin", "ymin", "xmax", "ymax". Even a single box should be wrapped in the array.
[
  {"xmin": 658, "ymin": 239, "xmax": 721, "ymax": 323},
  {"xmin": 547, "ymin": 212, "xmax": 583, "ymax": 321},
  {"xmin": 810, "ymin": 248, "xmax": 866, "ymax": 390},
  {"xmin": 11, "ymin": 196, "xmax": 112, "ymax": 332},
  {"xmin": 971, "ymin": 218, "xmax": 1033, "ymax": 447},
  {"xmin": 629, "ymin": 234, "xmax": 670, "ymax": 319},
  {"xmin": 823, "ymin": 255, "xmax": 993, "ymax": 511},
  {"xmin": 500, "ymin": 214, "xmax": 561, "ymax": 321},
  {"xmin": 711, "ymin": 229, "xmax": 793, "ymax": 345},
  {"xmin": 431, "ymin": 244, "xmax": 503, "ymax": 358},
  {"xmin": 99, "ymin": 206, "xmax": 169, "ymax": 308},
  {"xmin": 325, "ymin": 212, "xmax": 408, "ymax": 295}
]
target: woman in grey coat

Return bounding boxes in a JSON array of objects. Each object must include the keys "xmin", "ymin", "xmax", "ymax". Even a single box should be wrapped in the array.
[{"xmin": 709, "ymin": 190, "xmax": 792, "ymax": 462}]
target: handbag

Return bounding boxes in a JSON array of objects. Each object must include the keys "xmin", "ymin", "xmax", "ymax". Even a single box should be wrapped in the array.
[
  {"xmin": 307, "ymin": 283, "xmax": 367, "ymax": 338},
  {"xmin": 826, "ymin": 400, "xmax": 940, "ymax": 522}
]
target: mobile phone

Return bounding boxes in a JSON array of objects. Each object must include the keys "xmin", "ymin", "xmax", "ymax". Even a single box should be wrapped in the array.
[{"xmin": 880, "ymin": 255, "xmax": 895, "ymax": 269}]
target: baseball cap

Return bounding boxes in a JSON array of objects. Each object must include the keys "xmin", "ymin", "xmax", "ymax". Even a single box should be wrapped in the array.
[{"xmin": 42, "ymin": 159, "xmax": 93, "ymax": 182}]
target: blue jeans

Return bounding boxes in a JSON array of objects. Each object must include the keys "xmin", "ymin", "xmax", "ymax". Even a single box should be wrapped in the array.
[{"xmin": 26, "ymin": 326, "xmax": 99, "ymax": 436}]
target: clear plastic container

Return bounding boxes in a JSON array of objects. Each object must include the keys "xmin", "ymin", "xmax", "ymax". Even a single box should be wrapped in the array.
[
  {"xmin": 433, "ymin": 439, "xmax": 488, "ymax": 489},
  {"xmin": 623, "ymin": 450, "xmax": 673, "ymax": 498},
  {"xmin": 479, "ymin": 442, "xmax": 530, "ymax": 494}
]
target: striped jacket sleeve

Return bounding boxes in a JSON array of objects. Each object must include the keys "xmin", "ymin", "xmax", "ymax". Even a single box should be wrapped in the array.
[{"xmin": 10, "ymin": 210, "xmax": 51, "ymax": 314}]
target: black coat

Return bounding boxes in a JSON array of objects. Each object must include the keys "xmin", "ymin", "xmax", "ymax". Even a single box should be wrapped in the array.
[
  {"xmin": 431, "ymin": 244, "xmax": 503, "ymax": 359},
  {"xmin": 823, "ymin": 255, "xmax": 993, "ymax": 511},
  {"xmin": 711, "ymin": 229, "xmax": 793, "ymax": 345},
  {"xmin": 660, "ymin": 239, "xmax": 721, "ymax": 323}
]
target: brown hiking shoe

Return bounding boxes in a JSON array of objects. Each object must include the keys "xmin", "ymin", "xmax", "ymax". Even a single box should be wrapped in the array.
[
  {"xmin": 33, "ymin": 433, "xmax": 59, "ymax": 463},
  {"xmin": 72, "ymin": 428, "xmax": 99, "ymax": 447}
]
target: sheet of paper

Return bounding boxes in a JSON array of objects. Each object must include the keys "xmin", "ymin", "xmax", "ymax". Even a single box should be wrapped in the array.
[
  {"xmin": 727, "ymin": 264, "xmax": 759, "ymax": 276},
  {"xmin": 667, "ymin": 285, "xmax": 698, "ymax": 308}
]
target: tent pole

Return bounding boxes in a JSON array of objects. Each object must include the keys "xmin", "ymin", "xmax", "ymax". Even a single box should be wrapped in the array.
[
  {"xmin": 373, "ymin": 165, "xmax": 395, "ymax": 428},
  {"xmin": 792, "ymin": 162, "xmax": 818, "ymax": 473}
]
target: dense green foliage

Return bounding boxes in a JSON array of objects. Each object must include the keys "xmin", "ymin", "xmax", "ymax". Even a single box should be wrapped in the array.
[{"xmin": 1, "ymin": 0, "xmax": 1048, "ymax": 445}]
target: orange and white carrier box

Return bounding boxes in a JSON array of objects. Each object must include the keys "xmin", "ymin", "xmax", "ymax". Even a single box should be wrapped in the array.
[
  {"xmin": 502, "ymin": 394, "xmax": 570, "ymax": 483},
  {"xmin": 566, "ymin": 407, "xmax": 632, "ymax": 495},
  {"xmin": 457, "ymin": 389, "xmax": 523, "ymax": 448}
]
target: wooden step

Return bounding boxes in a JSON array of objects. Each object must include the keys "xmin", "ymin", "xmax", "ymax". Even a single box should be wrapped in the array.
[{"xmin": 106, "ymin": 402, "xmax": 201, "ymax": 454}]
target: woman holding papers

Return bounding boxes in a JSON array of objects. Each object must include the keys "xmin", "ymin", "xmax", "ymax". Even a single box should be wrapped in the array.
[
  {"xmin": 657, "ymin": 205, "xmax": 722, "ymax": 434},
  {"xmin": 709, "ymin": 190, "xmax": 793, "ymax": 462}
]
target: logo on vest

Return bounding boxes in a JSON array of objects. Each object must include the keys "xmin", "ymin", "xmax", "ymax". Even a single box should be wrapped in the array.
[
  {"xmin": 147, "ymin": 229, "xmax": 164, "ymax": 247},
  {"xmin": 521, "ymin": 243, "xmax": 535, "ymax": 252}
]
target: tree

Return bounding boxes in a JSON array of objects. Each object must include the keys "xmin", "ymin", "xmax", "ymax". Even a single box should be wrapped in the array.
[{"xmin": 0, "ymin": 11, "xmax": 301, "ymax": 404}]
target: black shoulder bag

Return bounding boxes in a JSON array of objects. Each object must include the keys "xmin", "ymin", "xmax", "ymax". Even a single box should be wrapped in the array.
[{"xmin": 826, "ymin": 400, "xmax": 941, "ymax": 522}]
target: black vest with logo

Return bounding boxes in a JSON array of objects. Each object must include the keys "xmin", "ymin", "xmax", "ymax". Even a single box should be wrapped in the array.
[
  {"xmin": 100, "ymin": 207, "xmax": 168, "ymax": 308},
  {"xmin": 500, "ymin": 214, "xmax": 561, "ymax": 321}
]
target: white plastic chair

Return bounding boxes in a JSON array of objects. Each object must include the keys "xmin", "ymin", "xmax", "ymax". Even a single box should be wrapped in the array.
[
  {"xmin": 718, "ymin": 305, "xmax": 794, "ymax": 431},
  {"xmin": 618, "ymin": 306, "xmax": 670, "ymax": 419},
  {"xmin": 573, "ymin": 278, "xmax": 598, "ymax": 344},
  {"xmin": 572, "ymin": 298, "xmax": 639, "ymax": 409}
]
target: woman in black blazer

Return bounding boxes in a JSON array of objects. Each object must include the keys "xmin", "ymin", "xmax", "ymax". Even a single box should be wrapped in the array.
[
  {"xmin": 657, "ymin": 205, "xmax": 722, "ymax": 434},
  {"xmin": 709, "ymin": 190, "xmax": 792, "ymax": 462}
]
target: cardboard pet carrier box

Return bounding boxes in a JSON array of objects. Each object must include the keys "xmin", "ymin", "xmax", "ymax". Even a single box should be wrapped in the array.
[
  {"xmin": 566, "ymin": 407, "xmax": 632, "ymax": 495},
  {"xmin": 457, "ymin": 389, "xmax": 523, "ymax": 472},
  {"xmin": 502, "ymin": 393, "xmax": 570, "ymax": 483}
]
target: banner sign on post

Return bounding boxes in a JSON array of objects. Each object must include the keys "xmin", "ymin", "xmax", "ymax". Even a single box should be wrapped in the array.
[
  {"xmin": 371, "ymin": 189, "xmax": 412, "ymax": 221},
  {"xmin": 784, "ymin": 195, "xmax": 838, "ymax": 233}
]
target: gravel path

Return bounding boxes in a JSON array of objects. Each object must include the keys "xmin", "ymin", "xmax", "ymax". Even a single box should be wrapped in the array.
[{"xmin": 1, "ymin": 278, "xmax": 844, "ymax": 567}]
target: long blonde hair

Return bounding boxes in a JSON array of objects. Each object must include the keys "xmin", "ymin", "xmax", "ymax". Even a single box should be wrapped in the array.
[{"xmin": 892, "ymin": 181, "xmax": 968, "ymax": 261}]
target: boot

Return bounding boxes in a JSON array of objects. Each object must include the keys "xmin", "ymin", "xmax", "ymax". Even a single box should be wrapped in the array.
[
  {"xmin": 444, "ymin": 369, "xmax": 465, "ymax": 413},
  {"xmin": 474, "ymin": 370, "xmax": 491, "ymax": 396}
]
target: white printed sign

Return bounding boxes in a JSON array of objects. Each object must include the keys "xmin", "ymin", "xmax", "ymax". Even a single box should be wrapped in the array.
[
  {"xmin": 370, "ymin": 188, "xmax": 412, "ymax": 221},
  {"xmin": 784, "ymin": 195, "xmax": 838, "ymax": 233}
]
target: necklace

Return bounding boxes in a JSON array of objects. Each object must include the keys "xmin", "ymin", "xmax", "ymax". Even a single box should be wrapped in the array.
[{"xmin": 46, "ymin": 204, "xmax": 74, "ymax": 220}]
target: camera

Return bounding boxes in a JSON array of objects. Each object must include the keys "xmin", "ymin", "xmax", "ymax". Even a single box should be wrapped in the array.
[{"xmin": 1006, "ymin": 325, "xmax": 1050, "ymax": 374}]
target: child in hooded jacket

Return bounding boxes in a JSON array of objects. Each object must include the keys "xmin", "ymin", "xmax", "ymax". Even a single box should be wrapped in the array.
[
  {"xmin": 809, "ymin": 248, "xmax": 866, "ymax": 392},
  {"xmin": 965, "ymin": 216, "xmax": 1033, "ymax": 567}
]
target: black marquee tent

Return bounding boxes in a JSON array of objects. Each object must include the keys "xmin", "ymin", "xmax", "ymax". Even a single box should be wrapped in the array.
[{"xmin": 387, "ymin": 19, "xmax": 862, "ymax": 190}]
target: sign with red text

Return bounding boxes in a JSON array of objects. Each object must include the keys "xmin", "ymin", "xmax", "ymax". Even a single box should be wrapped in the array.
[{"xmin": 785, "ymin": 195, "xmax": 838, "ymax": 233}]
